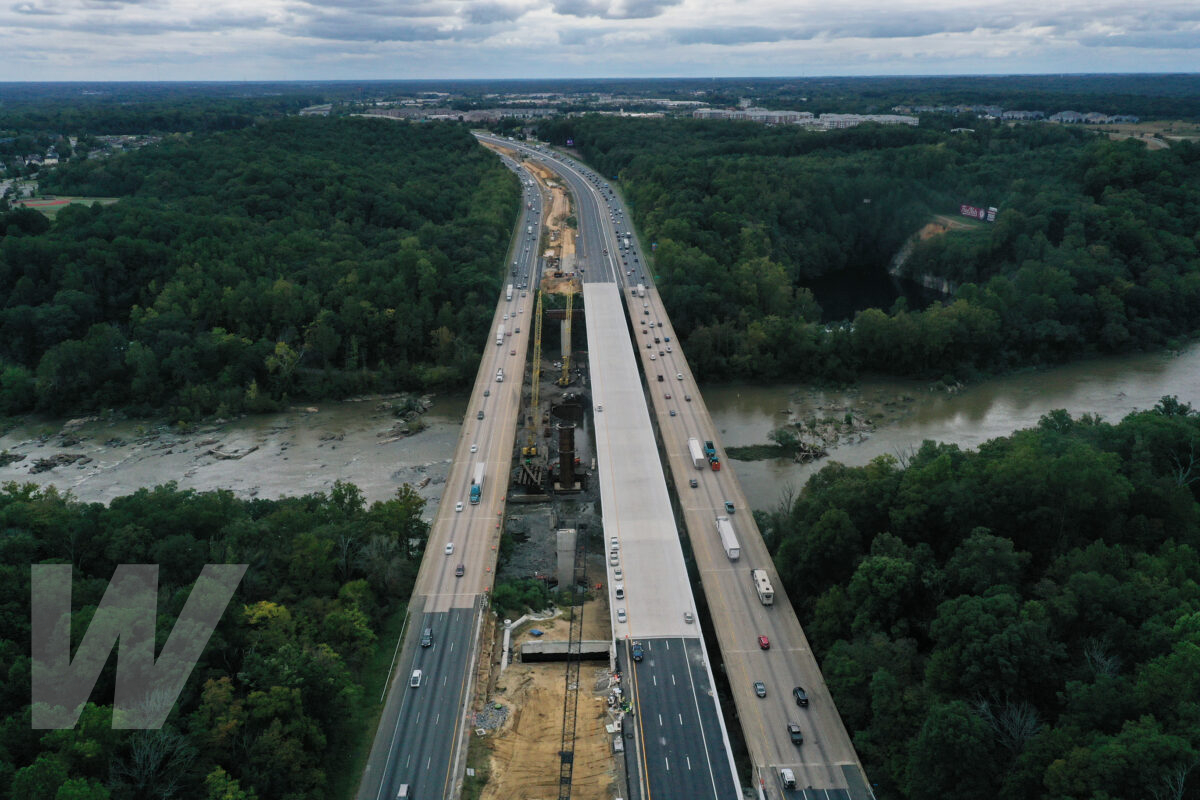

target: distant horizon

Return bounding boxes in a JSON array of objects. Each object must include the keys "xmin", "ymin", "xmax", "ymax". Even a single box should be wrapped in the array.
[
  {"xmin": 1, "ymin": 71, "xmax": 1199, "ymax": 86},
  {"xmin": 3, "ymin": 0, "xmax": 1198, "ymax": 82}
]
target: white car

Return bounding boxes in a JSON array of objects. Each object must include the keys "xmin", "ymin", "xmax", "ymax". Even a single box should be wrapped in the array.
[
  {"xmin": 613, "ymin": 568, "xmax": 623, "ymax": 580},
  {"xmin": 470, "ymin": 444, "xmax": 478, "ymax": 453},
  {"xmin": 616, "ymin": 608, "xmax": 627, "ymax": 623},
  {"xmin": 445, "ymin": 543, "xmax": 454, "ymax": 555},
  {"xmin": 455, "ymin": 502, "xmax": 463, "ymax": 512}
]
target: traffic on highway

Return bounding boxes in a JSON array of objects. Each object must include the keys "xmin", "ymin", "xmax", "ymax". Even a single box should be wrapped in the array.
[{"xmin": 484, "ymin": 134, "xmax": 871, "ymax": 799}]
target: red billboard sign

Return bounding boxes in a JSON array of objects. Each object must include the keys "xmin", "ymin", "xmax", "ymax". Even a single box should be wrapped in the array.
[{"xmin": 960, "ymin": 204, "xmax": 998, "ymax": 222}]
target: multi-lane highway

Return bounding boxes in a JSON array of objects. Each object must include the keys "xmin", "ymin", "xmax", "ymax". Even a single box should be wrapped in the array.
[
  {"xmin": 358, "ymin": 168, "xmax": 545, "ymax": 800},
  {"xmin": 360, "ymin": 132, "xmax": 870, "ymax": 800},
  {"xmin": 584, "ymin": 282, "xmax": 739, "ymax": 800},
  {"xmin": 632, "ymin": 284, "xmax": 870, "ymax": 797},
  {"xmin": 484, "ymin": 135, "xmax": 872, "ymax": 799}
]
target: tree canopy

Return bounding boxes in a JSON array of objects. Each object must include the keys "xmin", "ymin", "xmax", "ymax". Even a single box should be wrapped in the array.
[
  {"xmin": 0, "ymin": 479, "xmax": 428, "ymax": 800},
  {"xmin": 764, "ymin": 399, "xmax": 1200, "ymax": 798},
  {"xmin": 1, "ymin": 117, "xmax": 519, "ymax": 418},
  {"xmin": 538, "ymin": 116, "xmax": 1200, "ymax": 382}
]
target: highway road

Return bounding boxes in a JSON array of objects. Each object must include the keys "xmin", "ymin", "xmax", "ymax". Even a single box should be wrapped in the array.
[
  {"xmin": 358, "ymin": 163, "xmax": 547, "ymax": 800},
  {"xmin": 483, "ymin": 135, "xmax": 741, "ymax": 799},
  {"xmin": 627, "ymin": 267, "xmax": 871, "ymax": 799},
  {"xmin": 624, "ymin": 637, "xmax": 739, "ymax": 800},
  {"xmin": 481, "ymin": 135, "xmax": 871, "ymax": 799}
]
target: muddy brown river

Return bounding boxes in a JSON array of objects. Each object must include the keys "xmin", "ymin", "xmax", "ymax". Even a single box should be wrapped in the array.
[
  {"xmin": 3, "ymin": 342, "xmax": 1199, "ymax": 514},
  {"xmin": 712, "ymin": 341, "xmax": 1200, "ymax": 511}
]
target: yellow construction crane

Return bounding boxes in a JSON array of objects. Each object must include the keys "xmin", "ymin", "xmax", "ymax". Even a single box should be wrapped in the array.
[
  {"xmin": 524, "ymin": 289, "xmax": 544, "ymax": 457},
  {"xmin": 557, "ymin": 290, "xmax": 573, "ymax": 386}
]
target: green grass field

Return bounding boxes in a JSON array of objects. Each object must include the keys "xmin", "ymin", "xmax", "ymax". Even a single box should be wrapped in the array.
[{"xmin": 16, "ymin": 196, "xmax": 119, "ymax": 218}]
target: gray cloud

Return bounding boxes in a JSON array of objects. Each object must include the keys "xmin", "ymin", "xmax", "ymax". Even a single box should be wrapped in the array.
[
  {"xmin": 3, "ymin": 9, "xmax": 271, "ymax": 34},
  {"xmin": 552, "ymin": 0, "xmax": 681, "ymax": 20},
  {"xmin": 465, "ymin": 2, "xmax": 526, "ymax": 24},
  {"xmin": 1077, "ymin": 29, "xmax": 1200, "ymax": 48},
  {"xmin": 12, "ymin": 1, "xmax": 60, "ymax": 13},
  {"xmin": 672, "ymin": 25, "xmax": 798, "ymax": 45},
  {"xmin": 288, "ymin": 19, "xmax": 456, "ymax": 41}
]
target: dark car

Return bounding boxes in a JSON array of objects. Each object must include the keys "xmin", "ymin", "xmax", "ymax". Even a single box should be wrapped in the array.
[
  {"xmin": 477, "ymin": 410, "xmax": 484, "ymax": 420},
  {"xmin": 689, "ymin": 478, "xmax": 698, "ymax": 488},
  {"xmin": 787, "ymin": 722, "xmax": 803, "ymax": 745},
  {"xmin": 420, "ymin": 627, "xmax": 433, "ymax": 647},
  {"xmin": 455, "ymin": 563, "xmax": 465, "ymax": 578},
  {"xmin": 753, "ymin": 681, "xmax": 767, "ymax": 698},
  {"xmin": 793, "ymin": 686, "xmax": 809, "ymax": 707},
  {"xmin": 632, "ymin": 642, "xmax": 644, "ymax": 662}
]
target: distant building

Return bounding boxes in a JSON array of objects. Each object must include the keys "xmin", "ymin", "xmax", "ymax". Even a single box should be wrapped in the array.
[
  {"xmin": 1049, "ymin": 110, "xmax": 1085, "ymax": 123},
  {"xmin": 812, "ymin": 113, "xmax": 918, "ymax": 129},
  {"xmin": 691, "ymin": 107, "xmax": 813, "ymax": 124},
  {"xmin": 299, "ymin": 104, "xmax": 332, "ymax": 117}
]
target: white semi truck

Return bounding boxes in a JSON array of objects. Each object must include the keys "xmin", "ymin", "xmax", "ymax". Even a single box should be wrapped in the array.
[
  {"xmin": 506, "ymin": 284, "xmax": 513, "ymax": 301},
  {"xmin": 688, "ymin": 438, "xmax": 706, "ymax": 469},
  {"xmin": 715, "ymin": 516, "xmax": 740, "ymax": 560},
  {"xmin": 496, "ymin": 324, "xmax": 505, "ymax": 345}
]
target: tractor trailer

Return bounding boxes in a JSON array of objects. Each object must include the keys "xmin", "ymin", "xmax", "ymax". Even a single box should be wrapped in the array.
[
  {"xmin": 715, "ymin": 516, "xmax": 740, "ymax": 560},
  {"xmin": 636, "ymin": 283, "xmax": 646, "ymax": 298},
  {"xmin": 688, "ymin": 438, "xmax": 706, "ymax": 469},
  {"xmin": 470, "ymin": 462, "xmax": 485, "ymax": 504},
  {"xmin": 506, "ymin": 284, "xmax": 513, "ymax": 301},
  {"xmin": 496, "ymin": 324, "xmax": 505, "ymax": 345}
]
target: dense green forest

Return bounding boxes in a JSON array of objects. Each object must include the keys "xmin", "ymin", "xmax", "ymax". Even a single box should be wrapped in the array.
[
  {"xmin": 0, "ymin": 116, "xmax": 519, "ymax": 418},
  {"xmin": 537, "ymin": 116, "xmax": 1200, "ymax": 382},
  {"xmin": 759, "ymin": 399, "xmax": 1200, "ymax": 799},
  {"xmin": 0, "ymin": 480, "xmax": 427, "ymax": 799},
  {"xmin": 0, "ymin": 85, "xmax": 324, "ymax": 135}
]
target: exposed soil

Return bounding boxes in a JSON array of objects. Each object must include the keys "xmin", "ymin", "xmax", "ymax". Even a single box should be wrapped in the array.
[
  {"xmin": 918, "ymin": 214, "xmax": 977, "ymax": 240},
  {"xmin": 524, "ymin": 160, "xmax": 577, "ymax": 266},
  {"xmin": 478, "ymin": 564, "xmax": 620, "ymax": 800}
]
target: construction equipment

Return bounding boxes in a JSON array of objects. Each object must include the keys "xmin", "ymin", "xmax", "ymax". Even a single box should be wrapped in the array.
[
  {"xmin": 557, "ymin": 291, "xmax": 573, "ymax": 386},
  {"xmin": 523, "ymin": 290, "xmax": 544, "ymax": 457},
  {"xmin": 556, "ymin": 529, "xmax": 586, "ymax": 800}
]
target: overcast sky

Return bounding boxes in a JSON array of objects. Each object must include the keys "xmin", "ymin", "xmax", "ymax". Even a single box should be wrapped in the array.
[{"xmin": 2, "ymin": 0, "xmax": 1198, "ymax": 81}]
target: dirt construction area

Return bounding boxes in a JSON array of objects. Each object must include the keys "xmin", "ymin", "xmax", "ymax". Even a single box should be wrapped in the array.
[
  {"xmin": 521, "ymin": 159, "xmax": 577, "ymax": 265},
  {"xmin": 478, "ymin": 569, "xmax": 624, "ymax": 800}
]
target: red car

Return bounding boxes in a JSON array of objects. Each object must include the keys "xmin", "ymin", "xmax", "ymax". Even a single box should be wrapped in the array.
[
  {"xmin": 664, "ymin": 393, "xmax": 672, "ymax": 399},
  {"xmin": 758, "ymin": 635, "xmax": 770, "ymax": 650}
]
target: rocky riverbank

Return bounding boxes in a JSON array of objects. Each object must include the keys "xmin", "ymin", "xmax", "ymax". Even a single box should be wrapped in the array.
[{"xmin": 0, "ymin": 392, "xmax": 469, "ymax": 514}]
